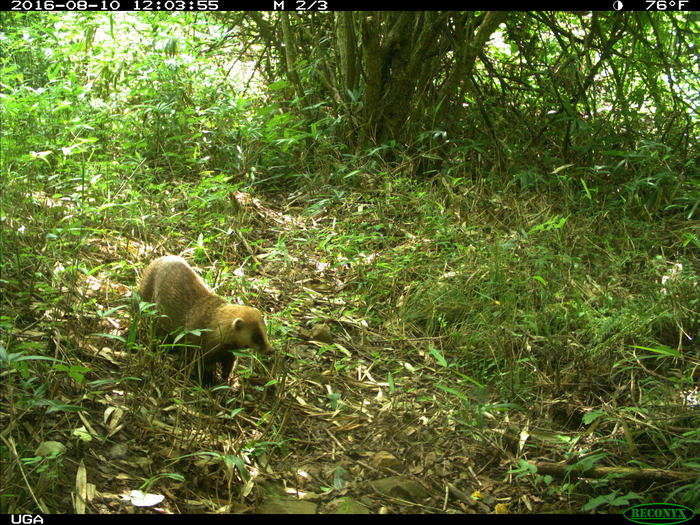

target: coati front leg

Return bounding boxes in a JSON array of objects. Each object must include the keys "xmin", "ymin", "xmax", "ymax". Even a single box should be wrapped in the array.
[
  {"xmin": 221, "ymin": 353, "xmax": 235, "ymax": 383},
  {"xmin": 196, "ymin": 352, "xmax": 231, "ymax": 386},
  {"xmin": 201, "ymin": 368, "xmax": 216, "ymax": 386},
  {"xmin": 193, "ymin": 359, "xmax": 216, "ymax": 386}
]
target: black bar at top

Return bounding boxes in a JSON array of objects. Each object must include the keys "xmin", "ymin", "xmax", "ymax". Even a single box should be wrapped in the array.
[{"xmin": 2, "ymin": 0, "xmax": 698, "ymax": 11}]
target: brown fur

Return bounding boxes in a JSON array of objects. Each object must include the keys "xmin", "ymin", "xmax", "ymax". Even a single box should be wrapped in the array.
[{"xmin": 138, "ymin": 255, "xmax": 272, "ymax": 385}]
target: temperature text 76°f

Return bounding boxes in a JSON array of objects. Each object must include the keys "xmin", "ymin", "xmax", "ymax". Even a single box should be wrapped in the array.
[{"xmin": 645, "ymin": 0, "xmax": 689, "ymax": 8}]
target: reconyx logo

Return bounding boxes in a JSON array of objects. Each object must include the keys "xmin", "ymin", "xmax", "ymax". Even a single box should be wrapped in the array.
[{"xmin": 624, "ymin": 503, "xmax": 695, "ymax": 525}]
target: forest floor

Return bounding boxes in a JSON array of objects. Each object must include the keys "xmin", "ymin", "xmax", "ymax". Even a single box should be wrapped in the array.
[{"xmin": 3, "ymin": 177, "xmax": 697, "ymax": 514}]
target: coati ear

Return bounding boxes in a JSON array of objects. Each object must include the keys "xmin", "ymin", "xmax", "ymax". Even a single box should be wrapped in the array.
[{"xmin": 231, "ymin": 318, "xmax": 244, "ymax": 331}]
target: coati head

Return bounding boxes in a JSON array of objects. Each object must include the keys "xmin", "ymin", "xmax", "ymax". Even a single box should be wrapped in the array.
[
  {"xmin": 190, "ymin": 304, "xmax": 273, "ymax": 386},
  {"xmin": 207, "ymin": 304, "xmax": 273, "ymax": 355}
]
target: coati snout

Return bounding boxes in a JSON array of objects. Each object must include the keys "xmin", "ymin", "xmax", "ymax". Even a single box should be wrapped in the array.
[{"xmin": 138, "ymin": 255, "xmax": 273, "ymax": 385}]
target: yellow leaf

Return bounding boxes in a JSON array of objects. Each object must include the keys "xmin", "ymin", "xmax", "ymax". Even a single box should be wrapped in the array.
[{"xmin": 551, "ymin": 163, "xmax": 574, "ymax": 174}]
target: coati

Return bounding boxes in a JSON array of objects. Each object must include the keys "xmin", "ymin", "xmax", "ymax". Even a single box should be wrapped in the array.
[{"xmin": 138, "ymin": 255, "xmax": 272, "ymax": 385}]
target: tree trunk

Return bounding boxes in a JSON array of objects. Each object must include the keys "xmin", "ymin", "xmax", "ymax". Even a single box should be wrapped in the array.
[
  {"xmin": 335, "ymin": 12, "xmax": 358, "ymax": 98},
  {"xmin": 280, "ymin": 12, "xmax": 303, "ymax": 100}
]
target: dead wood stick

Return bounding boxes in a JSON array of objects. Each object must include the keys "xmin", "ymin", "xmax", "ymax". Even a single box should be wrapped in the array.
[{"xmin": 534, "ymin": 461, "xmax": 697, "ymax": 482}]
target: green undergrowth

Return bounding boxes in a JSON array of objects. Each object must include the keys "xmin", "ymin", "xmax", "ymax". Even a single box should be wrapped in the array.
[
  {"xmin": 268, "ymin": 176, "xmax": 699, "ymax": 509},
  {"xmin": 3, "ymin": 154, "xmax": 699, "ymax": 513}
]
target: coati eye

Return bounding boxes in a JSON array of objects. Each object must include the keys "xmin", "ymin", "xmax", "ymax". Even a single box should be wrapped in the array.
[{"xmin": 251, "ymin": 329, "xmax": 264, "ymax": 346}]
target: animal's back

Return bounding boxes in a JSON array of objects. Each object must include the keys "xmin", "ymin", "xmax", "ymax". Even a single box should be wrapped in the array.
[{"xmin": 138, "ymin": 255, "xmax": 213, "ymax": 333}]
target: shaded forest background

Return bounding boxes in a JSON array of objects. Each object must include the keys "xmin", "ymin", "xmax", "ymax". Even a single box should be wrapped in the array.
[{"xmin": 1, "ymin": 11, "xmax": 698, "ymax": 514}]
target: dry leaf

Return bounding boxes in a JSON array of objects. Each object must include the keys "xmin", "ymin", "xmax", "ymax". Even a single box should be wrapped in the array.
[
  {"xmin": 74, "ymin": 461, "xmax": 87, "ymax": 514},
  {"xmin": 123, "ymin": 490, "xmax": 165, "ymax": 507}
]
